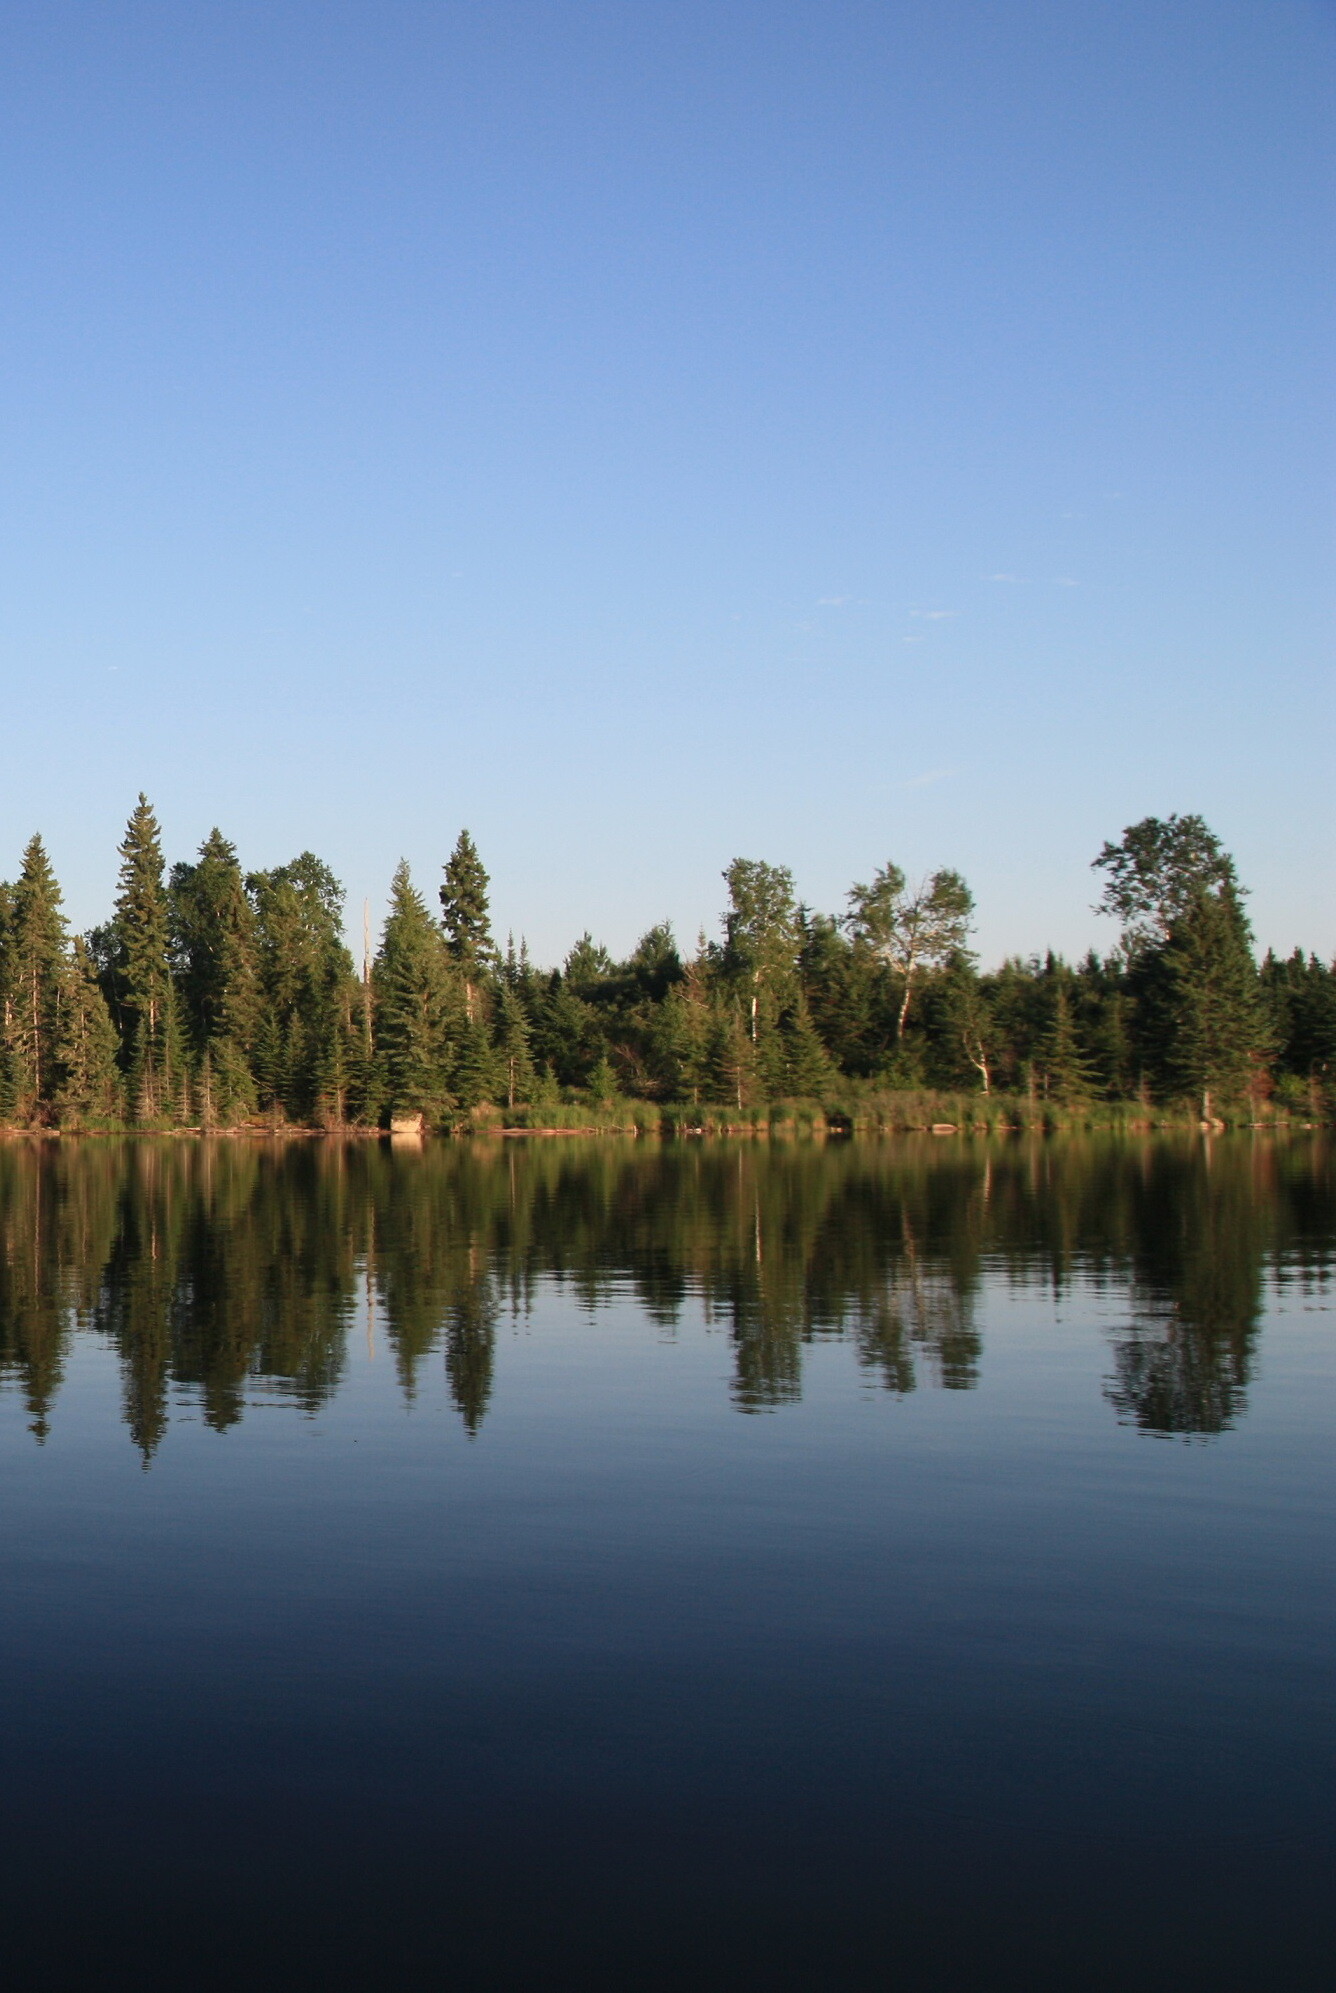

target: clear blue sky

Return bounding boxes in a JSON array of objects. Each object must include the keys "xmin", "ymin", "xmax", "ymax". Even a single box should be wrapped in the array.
[{"xmin": 1, "ymin": 0, "xmax": 1331, "ymax": 967}]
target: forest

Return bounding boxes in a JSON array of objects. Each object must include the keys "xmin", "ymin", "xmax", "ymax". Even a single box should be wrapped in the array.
[{"xmin": 0, "ymin": 796, "xmax": 1330, "ymax": 1131}]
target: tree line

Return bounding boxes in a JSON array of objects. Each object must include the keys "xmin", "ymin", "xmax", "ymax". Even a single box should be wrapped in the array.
[{"xmin": 0, "ymin": 798, "xmax": 1329, "ymax": 1129}]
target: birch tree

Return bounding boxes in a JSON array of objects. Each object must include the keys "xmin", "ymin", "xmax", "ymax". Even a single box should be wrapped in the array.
[{"xmin": 846, "ymin": 863, "xmax": 974, "ymax": 1041}]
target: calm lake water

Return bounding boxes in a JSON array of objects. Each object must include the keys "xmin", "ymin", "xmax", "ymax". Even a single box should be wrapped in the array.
[{"xmin": 0, "ymin": 1135, "xmax": 1332, "ymax": 1990}]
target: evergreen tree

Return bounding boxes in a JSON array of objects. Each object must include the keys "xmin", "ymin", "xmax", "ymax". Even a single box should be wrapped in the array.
[
  {"xmin": 250, "ymin": 855, "xmax": 360, "ymax": 1125},
  {"xmin": 375, "ymin": 862, "xmax": 455, "ymax": 1122},
  {"xmin": 55, "ymin": 937, "xmax": 122, "ymax": 1125},
  {"xmin": 1041, "ymin": 985, "xmax": 1097, "ymax": 1102},
  {"xmin": 440, "ymin": 830, "xmax": 494, "ymax": 1023},
  {"xmin": 493, "ymin": 981, "xmax": 534, "ymax": 1111},
  {"xmin": 649, "ymin": 954, "xmax": 712, "ymax": 1103},
  {"xmin": 709, "ymin": 1003, "xmax": 758, "ymax": 1112},
  {"xmin": 5, "ymin": 835, "xmax": 68, "ymax": 1121},
  {"xmin": 111, "ymin": 797, "xmax": 182, "ymax": 1123},
  {"xmin": 171, "ymin": 829, "xmax": 261, "ymax": 1123},
  {"xmin": 781, "ymin": 995, "xmax": 838, "ymax": 1098},
  {"xmin": 1157, "ymin": 885, "xmax": 1274, "ymax": 1118}
]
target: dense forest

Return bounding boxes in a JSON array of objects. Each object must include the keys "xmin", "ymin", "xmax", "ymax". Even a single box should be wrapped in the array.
[{"xmin": 0, "ymin": 797, "xmax": 1329, "ymax": 1131}]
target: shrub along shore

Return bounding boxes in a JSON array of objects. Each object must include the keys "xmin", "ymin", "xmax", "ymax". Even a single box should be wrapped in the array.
[{"xmin": 0, "ymin": 801, "xmax": 1329, "ymax": 1135}]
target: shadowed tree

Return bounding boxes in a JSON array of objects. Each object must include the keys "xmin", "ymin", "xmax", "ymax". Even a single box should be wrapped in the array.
[{"xmin": 55, "ymin": 938, "xmax": 121, "ymax": 1125}]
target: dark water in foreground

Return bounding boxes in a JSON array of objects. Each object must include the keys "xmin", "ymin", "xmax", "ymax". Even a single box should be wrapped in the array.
[{"xmin": 0, "ymin": 1135, "xmax": 1332, "ymax": 1990}]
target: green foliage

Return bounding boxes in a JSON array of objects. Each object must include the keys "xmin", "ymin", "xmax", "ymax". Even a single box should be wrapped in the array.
[
  {"xmin": 112, "ymin": 797, "xmax": 183, "ymax": 1123},
  {"xmin": 493, "ymin": 980, "xmax": 535, "ymax": 1111},
  {"xmin": 439, "ymin": 829, "xmax": 493, "ymax": 1021},
  {"xmin": 1154, "ymin": 885, "xmax": 1274, "ymax": 1115},
  {"xmin": 4, "ymin": 835, "xmax": 69, "ymax": 1120},
  {"xmin": 249, "ymin": 853, "xmax": 359, "ymax": 1125},
  {"xmin": 374, "ymin": 862, "xmax": 458, "ymax": 1124},
  {"xmin": 1093, "ymin": 813, "xmax": 1238, "ymax": 959},
  {"xmin": 0, "ymin": 802, "xmax": 1323, "ymax": 1133},
  {"xmin": 54, "ymin": 937, "xmax": 122, "ymax": 1126},
  {"xmin": 847, "ymin": 862, "xmax": 975, "ymax": 1040}
]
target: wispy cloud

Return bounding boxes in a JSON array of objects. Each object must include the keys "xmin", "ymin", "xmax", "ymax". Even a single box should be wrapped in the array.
[
  {"xmin": 903, "ymin": 767, "xmax": 955, "ymax": 789},
  {"xmin": 817, "ymin": 595, "xmax": 850, "ymax": 606},
  {"xmin": 910, "ymin": 608, "xmax": 956, "ymax": 621},
  {"xmin": 985, "ymin": 572, "xmax": 1028, "ymax": 584},
  {"xmin": 1053, "ymin": 576, "xmax": 1079, "ymax": 587}
]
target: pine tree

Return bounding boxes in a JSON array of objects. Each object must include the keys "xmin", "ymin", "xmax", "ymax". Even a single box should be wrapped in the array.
[
  {"xmin": 440, "ymin": 830, "xmax": 494, "ymax": 1024},
  {"xmin": 112, "ymin": 796, "xmax": 181, "ymax": 1123},
  {"xmin": 5, "ymin": 835, "xmax": 69, "ymax": 1121},
  {"xmin": 375, "ymin": 861, "xmax": 455, "ymax": 1122},
  {"xmin": 54, "ymin": 936, "xmax": 122, "ymax": 1125}
]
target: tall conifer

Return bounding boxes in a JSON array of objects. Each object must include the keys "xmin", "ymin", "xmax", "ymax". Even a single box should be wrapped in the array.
[
  {"xmin": 375, "ymin": 862, "xmax": 455, "ymax": 1122},
  {"xmin": 5, "ymin": 835, "xmax": 68, "ymax": 1120},
  {"xmin": 112, "ymin": 796, "xmax": 181, "ymax": 1122},
  {"xmin": 171, "ymin": 829, "xmax": 261, "ymax": 1123},
  {"xmin": 55, "ymin": 937, "xmax": 122, "ymax": 1125},
  {"xmin": 440, "ymin": 830, "xmax": 494, "ymax": 1023}
]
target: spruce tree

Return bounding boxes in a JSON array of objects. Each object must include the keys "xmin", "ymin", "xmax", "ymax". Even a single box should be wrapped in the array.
[
  {"xmin": 1158, "ymin": 885, "xmax": 1274, "ymax": 1118},
  {"xmin": 440, "ymin": 830, "xmax": 494, "ymax": 1023},
  {"xmin": 250, "ymin": 854, "xmax": 360, "ymax": 1125},
  {"xmin": 5, "ymin": 835, "xmax": 68, "ymax": 1121},
  {"xmin": 1041, "ymin": 985, "xmax": 1097, "ymax": 1102},
  {"xmin": 781, "ymin": 996, "xmax": 838, "ymax": 1098},
  {"xmin": 493, "ymin": 981, "xmax": 534, "ymax": 1111},
  {"xmin": 55, "ymin": 937, "xmax": 122, "ymax": 1125},
  {"xmin": 171, "ymin": 829, "xmax": 261, "ymax": 1123},
  {"xmin": 112, "ymin": 796, "xmax": 181, "ymax": 1122},
  {"xmin": 375, "ymin": 862, "xmax": 455, "ymax": 1122}
]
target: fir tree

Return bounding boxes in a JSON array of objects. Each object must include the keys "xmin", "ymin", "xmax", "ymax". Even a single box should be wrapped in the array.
[
  {"xmin": 250, "ymin": 854, "xmax": 360, "ymax": 1125},
  {"xmin": 493, "ymin": 982, "xmax": 534, "ymax": 1111},
  {"xmin": 112, "ymin": 796, "xmax": 181, "ymax": 1123},
  {"xmin": 1158, "ymin": 885, "xmax": 1274, "ymax": 1118},
  {"xmin": 440, "ymin": 830, "xmax": 494, "ymax": 1024},
  {"xmin": 375, "ymin": 862, "xmax": 455, "ymax": 1122},
  {"xmin": 171, "ymin": 829, "xmax": 261, "ymax": 1123},
  {"xmin": 781, "ymin": 996, "xmax": 838, "ymax": 1098},
  {"xmin": 54, "ymin": 936, "xmax": 122, "ymax": 1125},
  {"xmin": 1041, "ymin": 985, "xmax": 1097, "ymax": 1102},
  {"xmin": 5, "ymin": 835, "xmax": 68, "ymax": 1121}
]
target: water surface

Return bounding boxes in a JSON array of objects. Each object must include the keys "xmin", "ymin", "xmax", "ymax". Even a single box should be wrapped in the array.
[{"xmin": 0, "ymin": 1135, "xmax": 1331, "ymax": 1989}]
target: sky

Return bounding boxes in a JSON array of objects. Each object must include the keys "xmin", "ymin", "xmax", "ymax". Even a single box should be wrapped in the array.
[{"xmin": 0, "ymin": 0, "xmax": 1331, "ymax": 969}]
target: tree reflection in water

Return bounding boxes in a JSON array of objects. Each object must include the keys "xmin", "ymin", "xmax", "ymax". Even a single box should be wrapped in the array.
[{"xmin": 0, "ymin": 1133, "xmax": 1326, "ymax": 1451}]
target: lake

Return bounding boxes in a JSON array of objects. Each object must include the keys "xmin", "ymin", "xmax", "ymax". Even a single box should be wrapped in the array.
[{"xmin": 0, "ymin": 1135, "xmax": 1331, "ymax": 1989}]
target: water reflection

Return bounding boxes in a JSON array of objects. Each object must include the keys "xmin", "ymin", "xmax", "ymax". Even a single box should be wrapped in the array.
[{"xmin": 0, "ymin": 1134, "xmax": 1327, "ymax": 1452}]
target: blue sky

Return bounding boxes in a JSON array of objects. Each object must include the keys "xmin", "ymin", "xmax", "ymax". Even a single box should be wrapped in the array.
[{"xmin": 0, "ymin": 0, "xmax": 1331, "ymax": 967}]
